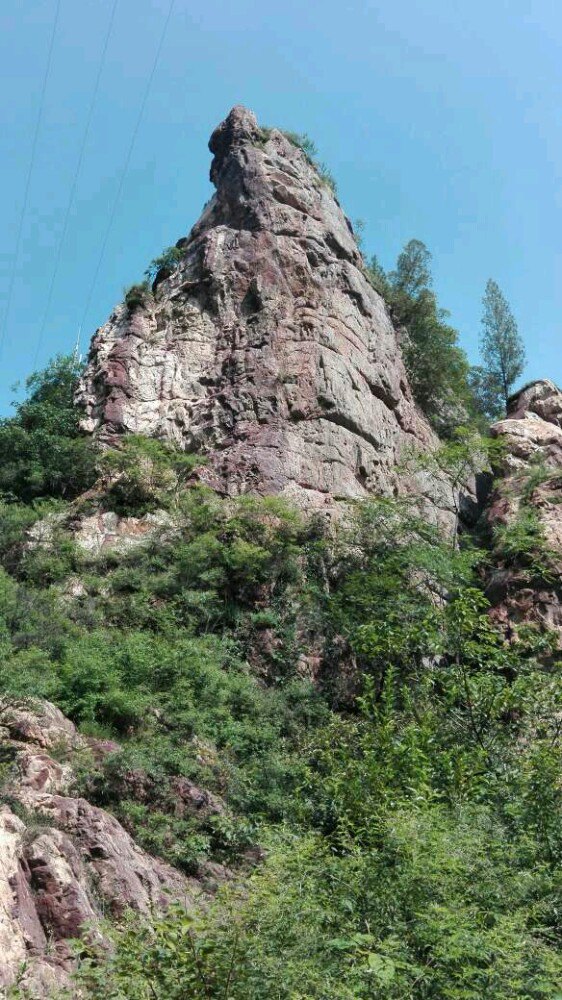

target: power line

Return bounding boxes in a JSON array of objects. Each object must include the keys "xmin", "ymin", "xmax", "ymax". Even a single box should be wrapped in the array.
[
  {"xmin": 33, "ymin": 0, "xmax": 120, "ymax": 368},
  {"xmin": 0, "ymin": 0, "xmax": 62, "ymax": 364},
  {"xmin": 78, "ymin": 0, "xmax": 175, "ymax": 342}
]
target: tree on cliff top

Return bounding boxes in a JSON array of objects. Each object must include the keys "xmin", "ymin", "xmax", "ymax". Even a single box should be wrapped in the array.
[{"xmin": 479, "ymin": 279, "xmax": 526, "ymax": 412}]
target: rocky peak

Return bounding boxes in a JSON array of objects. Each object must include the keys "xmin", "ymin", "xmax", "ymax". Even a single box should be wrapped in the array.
[
  {"xmin": 208, "ymin": 104, "xmax": 262, "ymax": 182},
  {"xmin": 77, "ymin": 106, "xmax": 439, "ymax": 509}
]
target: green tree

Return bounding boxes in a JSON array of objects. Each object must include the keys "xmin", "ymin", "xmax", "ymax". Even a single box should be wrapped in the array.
[
  {"xmin": 467, "ymin": 364, "xmax": 505, "ymax": 422},
  {"xmin": 0, "ymin": 355, "xmax": 97, "ymax": 502},
  {"xmin": 389, "ymin": 238, "xmax": 432, "ymax": 297},
  {"xmin": 371, "ymin": 240, "xmax": 473, "ymax": 435},
  {"xmin": 479, "ymin": 279, "xmax": 526, "ymax": 411}
]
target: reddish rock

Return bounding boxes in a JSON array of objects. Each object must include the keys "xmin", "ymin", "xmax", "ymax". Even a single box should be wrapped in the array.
[
  {"xmin": 0, "ymin": 700, "xmax": 78, "ymax": 752},
  {"xmin": 0, "ymin": 701, "xmax": 202, "ymax": 996},
  {"xmin": 169, "ymin": 776, "xmax": 225, "ymax": 819}
]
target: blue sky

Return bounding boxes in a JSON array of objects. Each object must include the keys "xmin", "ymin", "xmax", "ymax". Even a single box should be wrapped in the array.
[{"xmin": 1, "ymin": 0, "xmax": 561, "ymax": 413}]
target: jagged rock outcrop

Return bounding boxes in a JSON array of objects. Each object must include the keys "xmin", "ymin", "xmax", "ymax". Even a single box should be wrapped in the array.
[
  {"xmin": 486, "ymin": 379, "xmax": 562, "ymax": 641},
  {"xmin": 77, "ymin": 106, "xmax": 440, "ymax": 509},
  {"xmin": 0, "ymin": 700, "xmax": 202, "ymax": 997}
]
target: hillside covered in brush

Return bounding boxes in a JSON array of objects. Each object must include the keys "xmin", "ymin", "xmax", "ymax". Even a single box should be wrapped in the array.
[{"xmin": 0, "ymin": 108, "xmax": 561, "ymax": 1000}]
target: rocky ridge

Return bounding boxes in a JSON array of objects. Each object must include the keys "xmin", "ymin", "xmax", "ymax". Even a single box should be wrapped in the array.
[{"xmin": 77, "ymin": 106, "xmax": 440, "ymax": 510}]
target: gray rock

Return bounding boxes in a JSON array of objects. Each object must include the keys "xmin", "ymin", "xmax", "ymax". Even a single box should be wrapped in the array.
[{"xmin": 27, "ymin": 508, "xmax": 174, "ymax": 558}]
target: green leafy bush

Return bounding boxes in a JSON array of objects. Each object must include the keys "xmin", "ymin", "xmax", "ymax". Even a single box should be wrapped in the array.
[
  {"xmin": 281, "ymin": 130, "xmax": 318, "ymax": 160},
  {"xmin": 100, "ymin": 434, "xmax": 201, "ymax": 515},
  {"xmin": 0, "ymin": 355, "xmax": 97, "ymax": 502},
  {"xmin": 280, "ymin": 129, "xmax": 338, "ymax": 193},
  {"xmin": 144, "ymin": 244, "xmax": 186, "ymax": 284},
  {"xmin": 124, "ymin": 281, "xmax": 151, "ymax": 311}
]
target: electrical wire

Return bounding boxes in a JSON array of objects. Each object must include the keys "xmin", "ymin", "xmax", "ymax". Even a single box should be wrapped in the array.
[
  {"xmin": 33, "ymin": 0, "xmax": 120, "ymax": 368},
  {"xmin": 0, "ymin": 0, "xmax": 62, "ymax": 364},
  {"xmin": 77, "ymin": 0, "xmax": 175, "ymax": 342}
]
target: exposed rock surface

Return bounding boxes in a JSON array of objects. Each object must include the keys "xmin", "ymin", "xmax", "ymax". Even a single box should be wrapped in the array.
[
  {"xmin": 486, "ymin": 380, "xmax": 562, "ymax": 641},
  {"xmin": 77, "ymin": 106, "xmax": 440, "ymax": 509},
  {"xmin": 64, "ymin": 508, "xmax": 174, "ymax": 556},
  {"xmin": 27, "ymin": 508, "xmax": 174, "ymax": 558},
  {"xmin": 0, "ymin": 700, "xmax": 200, "ymax": 996}
]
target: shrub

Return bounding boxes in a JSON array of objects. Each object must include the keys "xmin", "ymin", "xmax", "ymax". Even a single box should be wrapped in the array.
[
  {"xmin": 100, "ymin": 434, "xmax": 201, "ymax": 515},
  {"xmin": 124, "ymin": 282, "xmax": 151, "ymax": 312},
  {"xmin": 144, "ymin": 244, "xmax": 186, "ymax": 284},
  {"xmin": 0, "ymin": 355, "xmax": 97, "ymax": 502},
  {"xmin": 493, "ymin": 508, "xmax": 554, "ymax": 582},
  {"xmin": 280, "ymin": 129, "xmax": 338, "ymax": 194},
  {"xmin": 281, "ymin": 130, "xmax": 318, "ymax": 160}
]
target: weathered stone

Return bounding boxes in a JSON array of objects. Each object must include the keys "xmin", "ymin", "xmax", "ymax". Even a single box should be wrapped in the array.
[
  {"xmin": 67, "ymin": 509, "xmax": 174, "ymax": 556},
  {"xmin": 491, "ymin": 380, "xmax": 562, "ymax": 475},
  {"xmin": 27, "ymin": 508, "xmax": 174, "ymax": 558},
  {"xmin": 0, "ymin": 700, "xmax": 79, "ymax": 753},
  {"xmin": 0, "ymin": 701, "xmax": 202, "ymax": 995},
  {"xmin": 77, "ymin": 106, "xmax": 441, "ymax": 511},
  {"xmin": 487, "ymin": 380, "xmax": 562, "ymax": 642}
]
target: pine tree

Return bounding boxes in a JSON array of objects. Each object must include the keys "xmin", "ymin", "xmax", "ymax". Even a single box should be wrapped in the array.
[
  {"xmin": 480, "ymin": 279, "xmax": 526, "ymax": 411},
  {"xmin": 384, "ymin": 240, "xmax": 471, "ymax": 435},
  {"xmin": 390, "ymin": 239, "xmax": 432, "ymax": 297}
]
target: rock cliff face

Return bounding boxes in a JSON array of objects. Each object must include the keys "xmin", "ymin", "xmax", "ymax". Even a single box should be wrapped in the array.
[
  {"xmin": 77, "ymin": 106, "xmax": 437, "ymax": 508},
  {"xmin": 486, "ymin": 380, "xmax": 562, "ymax": 642},
  {"xmin": 0, "ymin": 701, "xmax": 201, "ymax": 997}
]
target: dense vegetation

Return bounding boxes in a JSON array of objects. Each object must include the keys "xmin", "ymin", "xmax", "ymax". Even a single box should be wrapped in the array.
[
  {"xmin": 0, "ymin": 355, "xmax": 97, "ymax": 503},
  {"xmin": 1, "ymin": 358, "xmax": 561, "ymax": 998}
]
